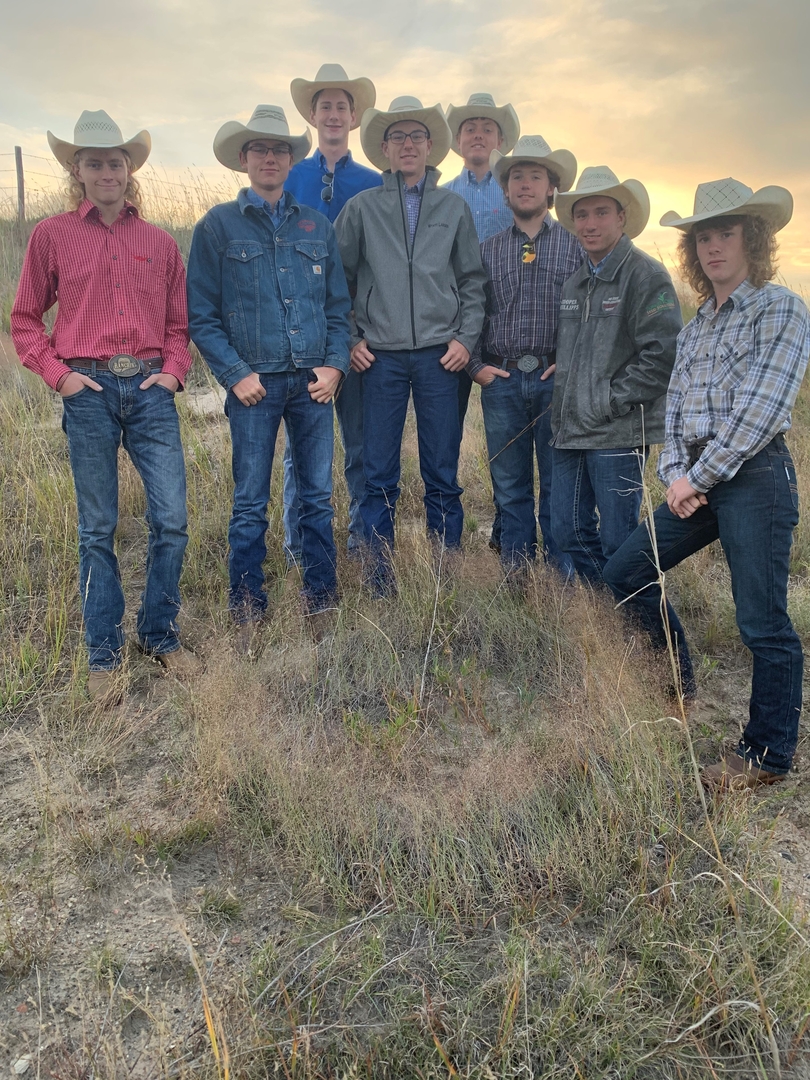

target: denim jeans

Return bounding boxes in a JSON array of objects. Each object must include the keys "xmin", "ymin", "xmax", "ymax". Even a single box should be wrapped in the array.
[
  {"xmin": 283, "ymin": 366, "xmax": 365, "ymax": 562},
  {"xmin": 481, "ymin": 369, "xmax": 571, "ymax": 572},
  {"xmin": 603, "ymin": 438, "xmax": 802, "ymax": 774},
  {"xmin": 551, "ymin": 445, "xmax": 648, "ymax": 582},
  {"xmin": 225, "ymin": 369, "xmax": 337, "ymax": 617},
  {"xmin": 361, "ymin": 346, "xmax": 463, "ymax": 591},
  {"xmin": 61, "ymin": 371, "xmax": 188, "ymax": 670}
]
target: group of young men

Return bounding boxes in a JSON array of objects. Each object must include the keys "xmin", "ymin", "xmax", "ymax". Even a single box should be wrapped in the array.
[{"xmin": 10, "ymin": 65, "xmax": 810, "ymax": 791}]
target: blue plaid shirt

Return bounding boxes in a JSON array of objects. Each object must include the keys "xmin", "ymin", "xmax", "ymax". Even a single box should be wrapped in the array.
[
  {"xmin": 443, "ymin": 169, "xmax": 510, "ymax": 242},
  {"xmin": 659, "ymin": 279, "xmax": 810, "ymax": 491},
  {"xmin": 403, "ymin": 174, "xmax": 426, "ymax": 245}
]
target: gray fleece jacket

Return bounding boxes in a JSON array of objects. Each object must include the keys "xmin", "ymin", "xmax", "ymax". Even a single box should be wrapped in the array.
[
  {"xmin": 334, "ymin": 168, "xmax": 486, "ymax": 353},
  {"xmin": 551, "ymin": 234, "xmax": 682, "ymax": 448}
]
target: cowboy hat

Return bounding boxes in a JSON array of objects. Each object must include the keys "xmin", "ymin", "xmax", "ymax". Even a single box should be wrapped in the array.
[
  {"xmin": 213, "ymin": 105, "xmax": 311, "ymax": 172},
  {"xmin": 555, "ymin": 166, "xmax": 650, "ymax": 239},
  {"xmin": 290, "ymin": 64, "xmax": 376, "ymax": 129},
  {"xmin": 47, "ymin": 110, "xmax": 151, "ymax": 171},
  {"xmin": 660, "ymin": 177, "xmax": 793, "ymax": 232},
  {"xmin": 445, "ymin": 93, "xmax": 520, "ymax": 155},
  {"xmin": 360, "ymin": 96, "xmax": 452, "ymax": 171},
  {"xmin": 490, "ymin": 135, "xmax": 577, "ymax": 193}
]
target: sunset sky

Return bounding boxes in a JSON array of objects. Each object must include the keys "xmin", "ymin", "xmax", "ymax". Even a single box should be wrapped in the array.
[{"xmin": 1, "ymin": 0, "xmax": 807, "ymax": 290}]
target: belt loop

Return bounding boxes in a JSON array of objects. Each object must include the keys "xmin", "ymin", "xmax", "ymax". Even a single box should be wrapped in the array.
[
  {"xmin": 500, "ymin": 357, "xmax": 508, "ymax": 370},
  {"xmin": 91, "ymin": 361, "xmax": 97, "ymax": 379}
]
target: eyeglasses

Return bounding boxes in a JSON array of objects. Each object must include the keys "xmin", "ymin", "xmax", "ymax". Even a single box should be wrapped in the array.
[
  {"xmin": 521, "ymin": 242, "xmax": 537, "ymax": 265},
  {"xmin": 385, "ymin": 130, "xmax": 429, "ymax": 145},
  {"xmin": 245, "ymin": 143, "xmax": 293, "ymax": 159},
  {"xmin": 321, "ymin": 171, "xmax": 334, "ymax": 204}
]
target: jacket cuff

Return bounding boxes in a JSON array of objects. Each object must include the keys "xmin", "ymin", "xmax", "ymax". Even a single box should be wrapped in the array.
[
  {"xmin": 324, "ymin": 352, "xmax": 350, "ymax": 375},
  {"xmin": 222, "ymin": 360, "xmax": 255, "ymax": 390}
]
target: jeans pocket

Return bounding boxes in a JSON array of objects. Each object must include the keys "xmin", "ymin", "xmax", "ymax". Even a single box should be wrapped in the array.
[
  {"xmin": 784, "ymin": 459, "xmax": 799, "ymax": 512},
  {"xmin": 61, "ymin": 386, "xmax": 89, "ymax": 401}
]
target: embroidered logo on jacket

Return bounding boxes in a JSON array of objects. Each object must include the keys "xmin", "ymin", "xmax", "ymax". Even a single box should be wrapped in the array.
[
  {"xmin": 298, "ymin": 220, "xmax": 316, "ymax": 232},
  {"xmin": 602, "ymin": 296, "xmax": 621, "ymax": 314},
  {"xmin": 645, "ymin": 290, "xmax": 676, "ymax": 317},
  {"xmin": 560, "ymin": 298, "xmax": 579, "ymax": 311}
]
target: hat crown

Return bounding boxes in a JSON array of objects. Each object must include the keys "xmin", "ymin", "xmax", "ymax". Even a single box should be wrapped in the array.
[
  {"xmin": 245, "ymin": 105, "xmax": 291, "ymax": 135},
  {"xmin": 693, "ymin": 178, "xmax": 754, "ymax": 216},
  {"xmin": 465, "ymin": 92, "xmax": 497, "ymax": 108},
  {"xmin": 387, "ymin": 95, "xmax": 426, "ymax": 113},
  {"xmin": 575, "ymin": 166, "xmax": 622, "ymax": 192},
  {"xmin": 311, "ymin": 63, "xmax": 351, "ymax": 83},
  {"xmin": 510, "ymin": 134, "xmax": 553, "ymax": 158},
  {"xmin": 73, "ymin": 110, "xmax": 125, "ymax": 146}
]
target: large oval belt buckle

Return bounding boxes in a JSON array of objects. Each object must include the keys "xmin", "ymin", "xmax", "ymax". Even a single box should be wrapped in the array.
[
  {"xmin": 108, "ymin": 353, "xmax": 141, "ymax": 377},
  {"xmin": 517, "ymin": 354, "xmax": 540, "ymax": 372}
]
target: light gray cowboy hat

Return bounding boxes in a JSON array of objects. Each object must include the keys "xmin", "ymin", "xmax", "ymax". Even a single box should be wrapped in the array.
[
  {"xmin": 490, "ymin": 135, "xmax": 577, "ymax": 192},
  {"xmin": 555, "ymin": 166, "xmax": 650, "ymax": 239},
  {"xmin": 445, "ymin": 92, "xmax": 520, "ymax": 155},
  {"xmin": 290, "ymin": 63, "xmax": 376, "ymax": 129},
  {"xmin": 360, "ymin": 96, "xmax": 452, "ymax": 171},
  {"xmin": 660, "ymin": 177, "xmax": 793, "ymax": 232},
  {"xmin": 47, "ymin": 110, "xmax": 151, "ymax": 171},
  {"xmin": 213, "ymin": 105, "xmax": 311, "ymax": 172}
]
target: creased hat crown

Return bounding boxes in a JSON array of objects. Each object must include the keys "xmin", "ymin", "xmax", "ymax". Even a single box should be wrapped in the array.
[{"xmin": 693, "ymin": 178, "xmax": 754, "ymax": 215}]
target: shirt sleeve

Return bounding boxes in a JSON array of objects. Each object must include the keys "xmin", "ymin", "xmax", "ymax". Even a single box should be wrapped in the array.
[
  {"xmin": 688, "ymin": 292, "xmax": 810, "ymax": 491},
  {"xmin": 160, "ymin": 240, "xmax": 193, "ymax": 389},
  {"xmin": 10, "ymin": 223, "xmax": 73, "ymax": 391}
]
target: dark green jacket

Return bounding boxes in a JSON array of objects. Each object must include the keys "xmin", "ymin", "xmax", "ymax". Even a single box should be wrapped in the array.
[{"xmin": 551, "ymin": 234, "xmax": 682, "ymax": 448}]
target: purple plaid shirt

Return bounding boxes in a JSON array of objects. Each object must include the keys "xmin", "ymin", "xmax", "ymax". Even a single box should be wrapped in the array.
[
  {"xmin": 403, "ymin": 174, "xmax": 426, "ymax": 245},
  {"xmin": 468, "ymin": 214, "xmax": 584, "ymax": 376}
]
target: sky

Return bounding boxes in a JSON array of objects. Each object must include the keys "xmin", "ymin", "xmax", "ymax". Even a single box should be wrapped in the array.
[{"xmin": 0, "ymin": 0, "xmax": 808, "ymax": 290}]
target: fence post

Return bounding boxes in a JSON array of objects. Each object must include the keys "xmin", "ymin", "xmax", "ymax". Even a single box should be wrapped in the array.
[{"xmin": 14, "ymin": 146, "xmax": 25, "ymax": 222}]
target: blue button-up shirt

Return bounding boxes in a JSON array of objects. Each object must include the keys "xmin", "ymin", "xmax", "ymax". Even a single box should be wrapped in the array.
[
  {"xmin": 285, "ymin": 149, "xmax": 382, "ymax": 222},
  {"xmin": 442, "ymin": 169, "xmax": 510, "ymax": 242},
  {"xmin": 245, "ymin": 185, "xmax": 288, "ymax": 229}
]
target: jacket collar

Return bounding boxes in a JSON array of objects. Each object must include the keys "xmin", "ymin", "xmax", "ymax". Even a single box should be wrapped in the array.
[
  {"xmin": 381, "ymin": 165, "xmax": 442, "ymax": 192},
  {"xmin": 237, "ymin": 187, "xmax": 300, "ymax": 218},
  {"xmin": 572, "ymin": 232, "xmax": 633, "ymax": 286}
]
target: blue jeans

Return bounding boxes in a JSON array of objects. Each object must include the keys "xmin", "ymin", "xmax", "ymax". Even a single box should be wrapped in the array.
[
  {"xmin": 603, "ymin": 439, "xmax": 802, "ymax": 773},
  {"xmin": 361, "ymin": 346, "xmax": 464, "ymax": 591},
  {"xmin": 283, "ymin": 366, "xmax": 365, "ymax": 562},
  {"xmin": 225, "ymin": 370, "xmax": 337, "ymax": 617},
  {"xmin": 481, "ymin": 369, "xmax": 571, "ymax": 573},
  {"xmin": 61, "ymin": 371, "xmax": 188, "ymax": 670},
  {"xmin": 551, "ymin": 446, "xmax": 648, "ymax": 582}
]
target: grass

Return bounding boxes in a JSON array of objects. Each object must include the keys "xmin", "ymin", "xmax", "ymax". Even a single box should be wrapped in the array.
[{"xmin": 1, "ymin": 183, "xmax": 810, "ymax": 1077}]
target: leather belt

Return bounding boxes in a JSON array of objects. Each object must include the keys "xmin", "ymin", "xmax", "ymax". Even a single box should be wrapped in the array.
[
  {"xmin": 496, "ymin": 353, "xmax": 554, "ymax": 373},
  {"xmin": 66, "ymin": 355, "xmax": 163, "ymax": 377}
]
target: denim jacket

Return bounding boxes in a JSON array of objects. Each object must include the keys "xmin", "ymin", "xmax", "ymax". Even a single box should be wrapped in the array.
[{"xmin": 187, "ymin": 189, "xmax": 351, "ymax": 389}]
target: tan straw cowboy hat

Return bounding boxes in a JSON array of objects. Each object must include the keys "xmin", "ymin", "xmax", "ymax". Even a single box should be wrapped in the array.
[
  {"xmin": 360, "ymin": 96, "xmax": 452, "ymax": 171},
  {"xmin": 555, "ymin": 166, "xmax": 650, "ymax": 239},
  {"xmin": 660, "ymin": 177, "xmax": 793, "ymax": 232},
  {"xmin": 213, "ymin": 105, "xmax": 311, "ymax": 172},
  {"xmin": 445, "ymin": 92, "xmax": 520, "ymax": 155},
  {"xmin": 290, "ymin": 64, "xmax": 376, "ymax": 129},
  {"xmin": 490, "ymin": 134, "xmax": 577, "ymax": 192},
  {"xmin": 48, "ymin": 110, "xmax": 151, "ymax": 171}
]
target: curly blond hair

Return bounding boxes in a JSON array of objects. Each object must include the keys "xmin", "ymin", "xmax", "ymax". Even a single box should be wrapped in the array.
[
  {"xmin": 64, "ymin": 148, "xmax": 143, "ymax": 214},
  {"xmin": 677, "ymin": 214, "xmax": 778, "ymax": 303}
]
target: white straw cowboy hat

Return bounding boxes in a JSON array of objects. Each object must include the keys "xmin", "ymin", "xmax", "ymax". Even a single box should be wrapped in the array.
[
  {"xmin": 555, "ymin": 166, "xmax": 650, "ymax": 239},
  {"xmin": 490, "ymin": 134, "xmax": 577, "ymax": 193},
  {"xmin": 360, "ymin": 96, "xmax": 452, "ymax": 171},
  {"xmin": 445, "ymin": 92, "xmax": 520, "ymax": 155},
  {"xmin": 214, "ymin": 105, "xmax": 311, "ymax": 172},
  {"xmin": 660, "ymin": 177, "xmax": 793, "ymax": 232},
  {"xmin": 47, "ymin": 110, "xmax": 151, "ymax": 171},
  {"xmin": 290, "ymin": 63, "xmax": 376, "ymax": 129}
]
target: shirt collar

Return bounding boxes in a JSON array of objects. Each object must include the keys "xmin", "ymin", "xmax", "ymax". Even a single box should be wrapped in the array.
[
  {"xmin": 464, "ymin": 169, "xmax": 494, "ymax": 185},
  {"xmin": 316, "ymin": 149, "xmax": 352, "ymax": 171},
  {"xmin": 78, "ymin": 198, "xmax": 138, "ymax": 221},
  {"xmin": 511, "ymin": 213, "xmax": 553, "ymax": 242},
  {"xmin": 245, "ymin": 186, "xmax": 287, "ymax": 214},
  {"xmin": 403, "ymin": 174, "xmax": 427, "ymax": 195},
  {"xmin": 698, "ymin": 278, "xmax": 759, "ymax": 320}
]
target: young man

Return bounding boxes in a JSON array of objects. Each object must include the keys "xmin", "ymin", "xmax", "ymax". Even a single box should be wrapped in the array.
[
  {"xmin": 335, "ymin": 97, "xmax": 486, "ymax": 596},
  {"xmin": 467, "ymin": 136, "xmax": 582, "ymax": 573},
  {"xmin": 551, "ymin": 167, "xmax": 682, "ymax": 580},
  {"xmin": 11, "ymin": 110, "xmax": 197, "ymax": 702},
  {"xmin": 186, "ymin": 105, "xmax": 351, "ymax": 631},
  {"xmin": 604, "ymin": 179, "xmax": 809, "ymax": 790},
  {"xmin": 283, "ymin": 64, "xmax": 383, "ymax": 562}
]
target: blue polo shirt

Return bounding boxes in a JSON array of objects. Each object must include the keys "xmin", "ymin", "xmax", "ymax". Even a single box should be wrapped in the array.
[{"xmin": 285, "ymin": 149, "xmax": 382, "ymax": 221}]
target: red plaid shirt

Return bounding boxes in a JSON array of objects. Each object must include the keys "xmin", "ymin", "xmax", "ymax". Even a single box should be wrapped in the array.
[{"xmin": 11, "ymin": 199, "xmax": 192, "ymax": 390}]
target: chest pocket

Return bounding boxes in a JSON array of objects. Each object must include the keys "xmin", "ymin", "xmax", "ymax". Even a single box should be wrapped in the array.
[
  {"xmin": 225, "ymin": 241, "xmax": 264, "ymax": 265},
  {"xmin": 294, "ymin": 241, "xmax": 329, "ymax": 293},
  {"xmin": 489, "ymin": 266, "xmax": 519, "ymax": 310},
  {"xmin": 713, "ymin": 338, "xmax": 751, "ymax": 390},
  {"xmin": 129, "ymin": 253, "xmax": 166, "ymax": 297}
]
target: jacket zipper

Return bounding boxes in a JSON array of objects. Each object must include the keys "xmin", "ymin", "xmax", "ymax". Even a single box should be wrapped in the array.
[{"xmin": 397, "ymin": 174, "xmax": 419, "ymax": 348}]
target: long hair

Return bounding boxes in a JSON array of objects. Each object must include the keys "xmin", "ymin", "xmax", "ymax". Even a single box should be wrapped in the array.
[
  {"xmin": 677, "ymin": 214, "xmax": 778, "ymax": 303},
  {"xmin": 64, "ymin": 148, "xmax": 144, "ymax": 214}
]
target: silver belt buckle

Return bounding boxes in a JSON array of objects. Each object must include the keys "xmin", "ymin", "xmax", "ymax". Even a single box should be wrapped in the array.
[
  {"xmin": 517, "ymin": 354, "xmax": 539, "ymax": 372},
  {"xmin": 108, "ymin": 353, "xmax": 141, "ymax": 377}
]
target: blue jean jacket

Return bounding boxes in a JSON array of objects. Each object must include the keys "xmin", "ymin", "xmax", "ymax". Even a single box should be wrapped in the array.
[{"xmin": 187, "ymin": 189, "xmax": 351, "ymax": 389}]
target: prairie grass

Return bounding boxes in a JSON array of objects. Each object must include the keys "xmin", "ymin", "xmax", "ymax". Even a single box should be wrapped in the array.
[{"xmin": 1, "ymin": 185, "xmax": 810, "ymax": 1078}]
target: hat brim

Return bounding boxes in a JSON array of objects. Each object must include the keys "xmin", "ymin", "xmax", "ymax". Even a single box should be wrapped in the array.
[
  {"xmin": 445, "ymin": 103, "xmax": 520, "ymax": 155},
  {"xmin": 47, "ymin": 129, "xmax": 151, "ymax": 172},
  {"xmin": 490, "ymin": 148, "xmax": 578, "ymax": 193},
  {"xmin": 660, "ymin": 186, "xmax": 793, "ymax": 232},
  {"xmin": 360, "ymin": 105, "xmax": 451, "ymax": 170},
  {"xmin": 213, "ymin": 121, "xmax": 312, "ymax": 173},
  {"xmin": 290, "ymin": 76, "xmax": 376, "ymax": 130},
  {"xmin": 555, "ymin": 178, "xmax": 650, "ymax": 239}
]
